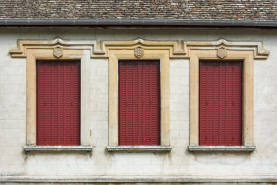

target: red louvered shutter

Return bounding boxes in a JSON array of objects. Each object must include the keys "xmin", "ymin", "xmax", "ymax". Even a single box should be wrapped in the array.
[
  {"xmin": 37, "ymin": 61, "xmax": 80, "ymax": 146},
  {"xmin": 199, "ymin": 61, "xmax": 242, "ymax": 146},
  {"xmin": 119, "ymin": 60, "xmax": 160, "ymax": 146}
]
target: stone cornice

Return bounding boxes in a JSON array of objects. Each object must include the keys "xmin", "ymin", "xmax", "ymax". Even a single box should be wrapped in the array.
[
  {"xmin": 9, "ymin": 38, "xmax": 269, "ymax": 59},
  {"xmin": 1, "ymin": 175, "xmax": 277, "ymax": 183}
]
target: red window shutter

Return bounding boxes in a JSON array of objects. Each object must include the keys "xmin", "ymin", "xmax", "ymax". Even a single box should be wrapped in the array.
[
  {"xmin": 37, "ymin": 61, "xmax": 80, "ymax": 146},
  {"xmin": 199, "ymin": 61, "xmax": 242, "ymax": 146},
  {"xmin": 119, "ymin": 61, "xmax": 160, "ymax": 146}
]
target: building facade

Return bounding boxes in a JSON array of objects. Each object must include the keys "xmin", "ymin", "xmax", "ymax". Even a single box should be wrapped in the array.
[{"xmin": 0, "ymin": 1, "xmax": 277, "ymax": 184}]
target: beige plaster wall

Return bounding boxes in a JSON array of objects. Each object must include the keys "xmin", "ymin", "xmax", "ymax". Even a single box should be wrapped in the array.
[{"xmin": 0, "ymin": 28, "xmax": 276, "ymax": 179}]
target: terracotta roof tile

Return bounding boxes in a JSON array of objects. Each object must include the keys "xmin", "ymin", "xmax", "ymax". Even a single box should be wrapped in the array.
[{"xmin": 0, "ymin": 0, "xmax": 276, "ymax": 20}]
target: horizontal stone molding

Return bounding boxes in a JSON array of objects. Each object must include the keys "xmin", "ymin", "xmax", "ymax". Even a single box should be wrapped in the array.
[
  {"xmin": 1, "ymin": 175, "xmax": 277, "ymax": 183},
  {"xmin": 9, "ymin": 38, "xmax": 104, "ymax": 58},
  {"xmin": 24, "ymin": 146, "xmax": 92, "ymax": 153},
  {"xmin": 9, "ymin": 38, "xmax": 269, "ymax": 59},
  {"xmin": 185, "ymin": 39, "xmax": 270, "ymax": 59},
  {"xmin": 188, "ymin": 146, "xmax": 256, "ymax": 152},
  {"xmin": 107, "ymin": 146, "xmax": 172, "ymax": 152}
]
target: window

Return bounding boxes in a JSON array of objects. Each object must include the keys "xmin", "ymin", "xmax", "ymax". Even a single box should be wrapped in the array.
[
  {"xmin": 199, "ymin": 61, "xmax": 242, "ymax": 146},
  {"xmin": 188, "ymin": 49, "xmax": 259, "ymax": 152},
  {"xmin": 107, "ymin": 48, "xmax": 171, "ymax": 152},
  {"xmin": 118, "ymin": 60, "xmax": 160, "ymax": 146},
  {"xmin": 36, "ymin": 60, "xmax": 80, "ymax": 146}
]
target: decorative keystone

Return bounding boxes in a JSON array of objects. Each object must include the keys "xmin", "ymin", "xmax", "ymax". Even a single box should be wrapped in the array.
[
  {"xmin": 134, "ymin": 47, "xmax": 144, "ymax": 59},
  {"xmin": 217, "ymin": 47, "xmax": 227, "ymax": 59},
  {"xmin": 53, "ymin": 47, "xmax": 63, "ymax": 58}
]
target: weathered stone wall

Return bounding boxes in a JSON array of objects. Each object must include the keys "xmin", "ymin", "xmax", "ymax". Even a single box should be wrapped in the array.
[
  {"xmin": 0, "ymin": 28, "xmax": 276, "ymax": 183},
  {"xmin": 0, "ymin": 0, "xmax": 276, "ymax": 20}
]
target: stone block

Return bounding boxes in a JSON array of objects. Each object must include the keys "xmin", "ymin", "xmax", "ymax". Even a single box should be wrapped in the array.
[
  {"xmin": 47, "ymin": 164, "xmax": 68, "ymax": 175},
  {"xmin": 91, "ymin": 59, "xmax": 108, "ymax": 67},
  {"xmin": 198, "ymin": 164, "xmax": 217, "ymax": 174},
  {"xmin": 96, "ymin": 67, "xmax": 108, "ymax": 76},
  {"xmin": 207, "ymin": 30, "xmax": 226, "ymax": 41},
  {"xmin": 124, "ymin": 164, "xmax": 142, "ymax": 174},
  {"xmin": 170, "ymin": 111, "xmax": 180, "ymax": 121},
  {"xmin": 18, "ymin": 66, "xmax": 26, "ymax": 76},
  {"xmin": 142, "ymin": 164, "xmax": 163, "ymax": 174},
  {"xmin": 170, "ymin": 102, "xmax": 186, "ymax": 112},
  {"xmin": 91, "ymin": 76, "xmax": 108, "ymax": 84},
  {"xmin": 170, "ymin": 130, "xmax": 180, "ymax": 139},
  {"xmin": 76, "ymin": 155, "xmax": 94, "ymax": 165},
  {"xmin": 170, "ymin": 155, "xmax": 188, "ymax": 165},
  {"xmin": 170, "ymin": 59, "xmax": 180, "ymax": 68},
  {"xmin": 0, "ymin": 165, "xmax": 10, "ymax": 174},
  {"xmin": 105, "ymin": 164, "xmax": 124, "ymax": 174},
  {"xmin": 171, "ymin": 120, "xmax": 188, "ymax": 130},
  {"xmin": 3, "ymin": 103, "xmax": 18, "ymax": 111},
  {"xmin": 131, "ymin": 30, "xmax": 146, "ymax": 39},
  {"xmin": 180, "ymin": 59, "xmax": 189, "ymax": 68},
  {"xmin": 151, "ymin": 155, "xmax": 165, "ymax": 165},
  {"xmin": 96, "ymin": 121, "xmax": 108, "ymax": 130},
  {"xmin": 95, "ymin": 30, "xmax": 115, "ymax": 41},
  {"xmin": 0, "ymin": 65, "xmax": 18, "ymax": 76},
  {"xmin": 96, "ymin": 84, "xmax": 108, "ymax": 94},
  {"xmin": 76, "ymin": 29, "xmax": 96, "ymax": 40},
  {"xmin": 87, "ymin": 164, "xmax": 105, "ymax": 174},
  {"xmin": 58, "ymin": 30, "xmax": 77, "ymax": 39},
  {"xmin": 216, "ymin": 165, "xmax": 235, "ymax": 174},
  {"xmin": 67, "ymin": 164, "xmax": 87, "ymax": 174},
  {"xmin": 114, "ymin": 30, "xmax": 133, "ymax": 40},
  {"xmin": 8, "ymin": 164, "xmax": 24, "ymax": 174},
  {"xmin": 188, "ymin": 30, "xmax": 208, "ymax": 40},
  {"xmin": 179, "ymin": 129, "xmax": 189, "ymax": 139},
  {"xmin": 271, "ymin": 164, "xmax": 277, "ymax": 174},
  {"xmin": 0, "ymin": 76, "xmax": 10, "ymax": 84},
  {"xmin": 114, "ymin": 154, "xmax": 134, "ymax": 165},
  {"xmin": 170, "ymin": 77, "xmax": 180, "ymax": 86},
  {"xmin": 170, "ymin": 93, "xmax": 180, "ymax": 103},
  {"xmin": 171, "ymin": 68, "xmax": 188, "ymax": 77},
  {"xmin": 234, "ymin": 165, "xmax": 253, "ymax": 174},
  {"xmin": 90, "ymin": 94, "xmax": 108, "ymax": 103},
  {"xmin": 94, "ymin": 130, "xmax": 108, "ymax": 139},
  {"xmin": 91, "ymin": 111, "xmax": 108, "ymax": 121},
  {"xmin": 95, "ymin": 138, "xmax": 108, "ymax": 146},
  {"xmin": 164, "ymin": 164, "xmax": 180, "ymax": 174},
  {"xmin": 252, "ymin": 165, "xmax": 271, "ymax": 174},
  {"xmin": 170, "ymin": 138, "xmax": 186, "ymax": 148},
  {"xmin": 26, "ymin": 164, "xmax": 48, "ymax": 174},
  {"xmin": 181, "ymin": 164, "xmax": 198, "ymax": 174},
  {"xmin": 133, "ymin": 153, "xmax": 152, "ymax": 165}
]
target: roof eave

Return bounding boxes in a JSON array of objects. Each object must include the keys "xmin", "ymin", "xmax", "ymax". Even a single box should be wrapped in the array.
[{"xmin": 0, "ymin": 19, "xmax": 276, "ymax": 27}]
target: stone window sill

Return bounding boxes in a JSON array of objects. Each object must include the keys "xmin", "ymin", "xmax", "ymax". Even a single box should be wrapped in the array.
[
  {"xmin": 24, "ymin": 146, "xmax": 93, "ymax": 153},
  {"xmin": 188, "ymin": 146, "xmax": 256, "ymax": 152},
  {"xmin": 107, "ymin": 146, "xmax": 172, "ymax": 152}
]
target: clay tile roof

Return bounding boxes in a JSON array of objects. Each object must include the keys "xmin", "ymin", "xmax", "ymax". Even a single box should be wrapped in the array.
[{"xmin": 0, "ymin": 0, "xmax": 276, "ymax": 20}]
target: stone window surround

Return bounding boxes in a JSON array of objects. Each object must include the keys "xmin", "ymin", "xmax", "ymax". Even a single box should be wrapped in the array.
[
  {"xmin": 10, "ymin": 45, "xmax": 92, "ymax": 152},
  {"xmin": 188, "ymin": 49, "xmax": 262, "ymax": 152},
  {"xmin": 107, "ymin": 49, "xmax": 172, "ymax": 152},
  {"xmin": 9, "ymin": 38, "xmax": 269, "ymax": 153}
]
